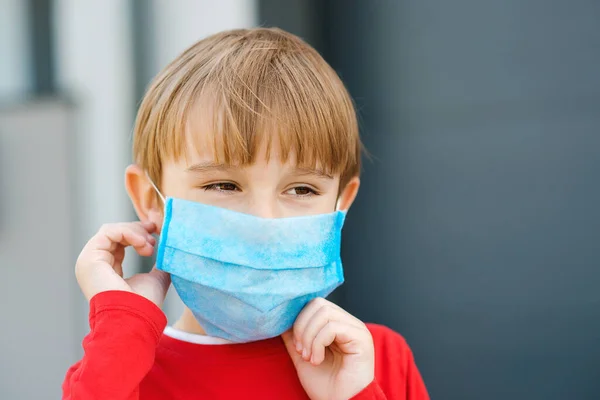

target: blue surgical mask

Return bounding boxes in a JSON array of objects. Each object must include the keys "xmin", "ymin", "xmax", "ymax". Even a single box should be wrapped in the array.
[{"xmin": 148, "ymin": 180, "xmax": 346, "ymax": 342}]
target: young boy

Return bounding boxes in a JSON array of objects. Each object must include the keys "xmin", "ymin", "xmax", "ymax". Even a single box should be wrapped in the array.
[{"xmin": 63, "ymin": 28, "xmax": 429, "ymax": 400}]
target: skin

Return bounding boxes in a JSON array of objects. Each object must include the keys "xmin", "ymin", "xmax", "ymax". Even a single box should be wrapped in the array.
[{"xmin": 75, "ymin": 132, "xmax": 375, "ymax": 399}]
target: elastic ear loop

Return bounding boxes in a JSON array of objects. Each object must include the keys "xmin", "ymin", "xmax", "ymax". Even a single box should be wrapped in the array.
[{"xmin": 145, "ymin": 172, "xmax": 166, "ymax": 204}]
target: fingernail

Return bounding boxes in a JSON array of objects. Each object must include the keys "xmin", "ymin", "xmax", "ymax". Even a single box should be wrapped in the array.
[
  {"xmin": 302, "ymin": 348, "xmax": 309, "ymax": 359},
  {"xmin": 310, "ymin": 354, "xmax": 315, "ymax": 364},
  {"xmin": 295, "ymin": 341, "xmax": 302, "ymax": 352}
]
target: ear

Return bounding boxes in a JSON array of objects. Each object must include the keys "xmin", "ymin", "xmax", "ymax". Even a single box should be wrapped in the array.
[
  {"xmin": 125, "ymin": 164, "xmax": 164, "ymax": 231},
  {"xmin": 337, "ymin": 176, "xmax": 360, "ymax": 211}
]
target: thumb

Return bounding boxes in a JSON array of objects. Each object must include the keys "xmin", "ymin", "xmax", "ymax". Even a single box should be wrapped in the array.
[
  {"xmin": 281, "ymin": 330, "xmax": 304, "ymax": 366},
  {"xmin": 149, "ymin": 266, "xmax": 171, "ymax": 294}
]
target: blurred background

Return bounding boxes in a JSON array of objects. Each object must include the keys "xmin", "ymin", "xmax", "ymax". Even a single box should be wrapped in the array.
[{"xmin": 1, "ymin": 0, "xmax": 599, "ymax": 399}]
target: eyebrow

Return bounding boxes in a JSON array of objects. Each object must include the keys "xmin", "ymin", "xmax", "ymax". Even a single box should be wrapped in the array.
[
  {"xmin": 185, "ymin": 163, "xmax": 334, "ymax": 179},
  {"xmin": 185, "ymin": 162, "xmax": 232, "ymax": 173},
  {"xmin": 294, "ymin": 168, "xmax": 334, "ymax": 179}
]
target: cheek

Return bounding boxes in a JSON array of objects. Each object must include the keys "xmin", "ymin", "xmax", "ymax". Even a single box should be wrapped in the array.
[
  {"xmin": 160, "ymin": 164, "xmax": 192, "ymax": 199},
  {"xmin": 321, "ymin": 191, "xmax": 340, "ymax": 212},
  {"xmin": 190, "ymin": 191, "xmax": 238, "ymax": 209},
  {"xmin": 282, "ymin": 193, "xmax": 339, "ymax": 217}
]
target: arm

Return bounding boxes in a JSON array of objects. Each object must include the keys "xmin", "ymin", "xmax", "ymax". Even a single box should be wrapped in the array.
[
  {"xmin": 63, "ymin": 221, "xmax": 170, "ymax": 400},
  {"xmin": 351, "ymin": 324, "xmax": 428, "ymax": 400},
  {"xmin": 62, "ymin": 291, "xmax": 167, "ymax": 400},
  {"xmin": 282, "ymin": 299, "xmax": 429, "ymax": 400},
  {"xmin": 404, "ymin": 344, "xmax": 429, "ymax": 400},
  {"xmin": 350, "ymin": 381, "xmax": 388, "ymax": 400}
]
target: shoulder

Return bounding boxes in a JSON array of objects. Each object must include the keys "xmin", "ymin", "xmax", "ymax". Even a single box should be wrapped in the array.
[
  {"xmin": 366, "ymin": 323, "xmax": 410, "ymax": 353},
  {"xmin": 366, "ymin": 324, "xmax": 415, "ymax": 379},
  {"xmin": 366, "ymin": 324, "xmax": 430, "ymax": 399},
  {"xmin": 366, "ymin": 323, "xmax": 414, "ymax": 370}
]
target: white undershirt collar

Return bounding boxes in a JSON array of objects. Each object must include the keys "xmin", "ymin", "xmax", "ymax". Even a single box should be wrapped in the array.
[{"xmin": 163, "ymin": 326, "xmax": 233, "ymax": 345}]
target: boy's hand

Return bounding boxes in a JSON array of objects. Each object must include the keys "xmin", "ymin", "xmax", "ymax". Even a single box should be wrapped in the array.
[
  {"xmin": 282, "ymin": 298, "xmax": 375, "ymax": 400},
  {"xmin": 75, "ymin": 221, "xmax": 170, "ymax": 307}
]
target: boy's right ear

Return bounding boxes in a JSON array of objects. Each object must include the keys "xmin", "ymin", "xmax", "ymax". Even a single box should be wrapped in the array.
[{"xmin": 125, "ymin": 164, "xmax": 163, "ymax": 231}]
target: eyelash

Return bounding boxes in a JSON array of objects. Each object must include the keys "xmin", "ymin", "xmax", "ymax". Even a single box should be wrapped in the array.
[
  {"xmin": 202, "ymin": 182, "xmax": 239, "ymax": 194},
  {"xmin": 201, "ymin": 183, "xmax": 320, "ymax": 198},
  {"xmin": 288, "ymin": 186, "xmax": 320, "ymax": 198}
]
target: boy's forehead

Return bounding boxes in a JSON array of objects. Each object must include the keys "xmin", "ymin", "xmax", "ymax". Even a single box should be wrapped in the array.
[
  {"xmin": 184, "ymin": 115, "xmax": 283, "ymax": 163},
  {"xmin": 181, "ymin": 125, "xmax": 334, "ymax": 178},
  {"xmin": 184, "ymin": 102, "xmax": 300, "ymax": 166},
  {"xmin": 177, "ymin": 89, "xmax": 343, "ymax": 178},
  {"xmin": 183, "ymin": 134, "xmax": 315, "ymax": 172}
]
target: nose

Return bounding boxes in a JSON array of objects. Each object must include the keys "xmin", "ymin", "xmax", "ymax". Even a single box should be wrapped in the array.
[{"xmin": 245, "ymin": 195, "xmax": 281, "ymax": 219}]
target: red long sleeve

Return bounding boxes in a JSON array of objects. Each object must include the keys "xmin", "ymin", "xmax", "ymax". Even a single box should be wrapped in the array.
[
  {"xmin": 351, "ymin": 380, "xmax": 388, "ymax": 399},
  {"xmin": 352, "ymin": 325, "xmax": 429, "ymax": 400},
  {"xmin": 62, "ymin": 291, "xmax": 167, "ymax": 400},
  {"xmin": 63, "ymin": 291, "xmax": 428, "ymax": 400}
]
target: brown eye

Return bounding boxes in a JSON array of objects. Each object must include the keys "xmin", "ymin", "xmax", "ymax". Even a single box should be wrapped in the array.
[
  {"xmin": 203, "ymin": 182, "xmax": 240, "ymax": 192},
  {"xmin": 216, "ymin": 183, "xmax": 237, "ymax": 191},
  {"xmin": 294, "ymin": 187, "xmax": 313, "ymax": 195},
  {"xmin": 285, "ymin": 186, "xmax": 318, "ymax": 197}
]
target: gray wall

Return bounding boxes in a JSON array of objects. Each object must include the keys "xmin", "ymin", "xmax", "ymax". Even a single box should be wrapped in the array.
[
  {"xmin": 0, "ymin": 101, "xmax": 81, "ymax": 399},
  {"xmin": 262, "ymin": 1, "xmax": 600, "ymax": 399}
]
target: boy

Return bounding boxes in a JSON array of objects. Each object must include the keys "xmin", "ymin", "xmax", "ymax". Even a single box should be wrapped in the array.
[{"xmin": 63, "ymin": 28, "xmax": 429, "ymax": 400}]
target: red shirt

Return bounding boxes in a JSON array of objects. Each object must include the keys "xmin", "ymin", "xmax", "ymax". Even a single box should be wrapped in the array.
[{"xmin": 62, "ymin": 291, "xmax": 429, "ymax": 400}]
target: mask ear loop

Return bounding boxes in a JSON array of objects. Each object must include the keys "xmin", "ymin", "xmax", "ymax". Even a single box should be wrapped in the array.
[{"xmin": 145, "ymin": 171, "xmax": 166, "ymax": 204}]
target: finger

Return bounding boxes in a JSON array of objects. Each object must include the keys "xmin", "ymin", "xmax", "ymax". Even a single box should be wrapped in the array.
[
  {"xmin": 281, "ymin": 330, "xmax": 304, "ymax": 367},
  {"xmin": 140, "ymin": 220, "xmax": 157, "ymax": 234},
  {"xmin": 147, "ymin": 235, "xmax": 156, "ymax": 246},
  {"xmin": 319, "ymin": 300, "xmax": 364, "ymax": 327},
  {"xmin": 125, "ymin": 222, "xmax": 157, "ymax": 244},
  {"xmin": 134, "ymin": 221, "xmax": 158, "ymax": 244},
  {"xmin": 95, "ymin": 225, "xmax": 145, "ymax": 250},
  {"xmin": 82, "ymin": 225, "xmax": 153, "ymax": 267},
  {"xmin": 292, "ymin": 298, "xmax": 329, "ymax": 347},
  {"xmin": 134, "ymin": 241, "xmax": 155, "ymax": 257},
  {"xmin": 299, "ymin": 303, "xmax": 335, "ymax": 360},
  {"xmin": 299, "ymin": 304, "xmax": 365, "ymax": 361},
  {"xmin": 104, "ymin": 225, "xmax": 153, "ymax": 254},
  {"xmin": 113, "ymin": 246, "xmax": 125, "ymax": 277},
  {"xmin": 293, "ymin": 298, "xmax": 363, "ymax": 356},
  {"xmin": 110, "ymin": 221, "xmax": 155, "ymax": 240},
  {"xmin": 311, "ymin": 321, "xmax": 363, "ymax": 365}
]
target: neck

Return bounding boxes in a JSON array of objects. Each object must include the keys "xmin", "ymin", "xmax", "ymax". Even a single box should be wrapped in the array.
[{"xmin": 172, "ymin": 307, "xmax": 207, "ymax": 335}]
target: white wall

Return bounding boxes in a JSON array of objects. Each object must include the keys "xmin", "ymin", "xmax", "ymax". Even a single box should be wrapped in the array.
[
  {"xmin": 53, "ymin": 0, "xmax": 135, "ymax": 240},
  {"xmin": 150, "ymin": 0, "xmax": 258, "ymax": 73}
]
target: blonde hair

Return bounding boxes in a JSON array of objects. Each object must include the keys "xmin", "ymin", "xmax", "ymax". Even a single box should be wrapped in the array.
[{"xmin": 133, "ymin": 27, "xmax": 361, "ymax": 191}]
